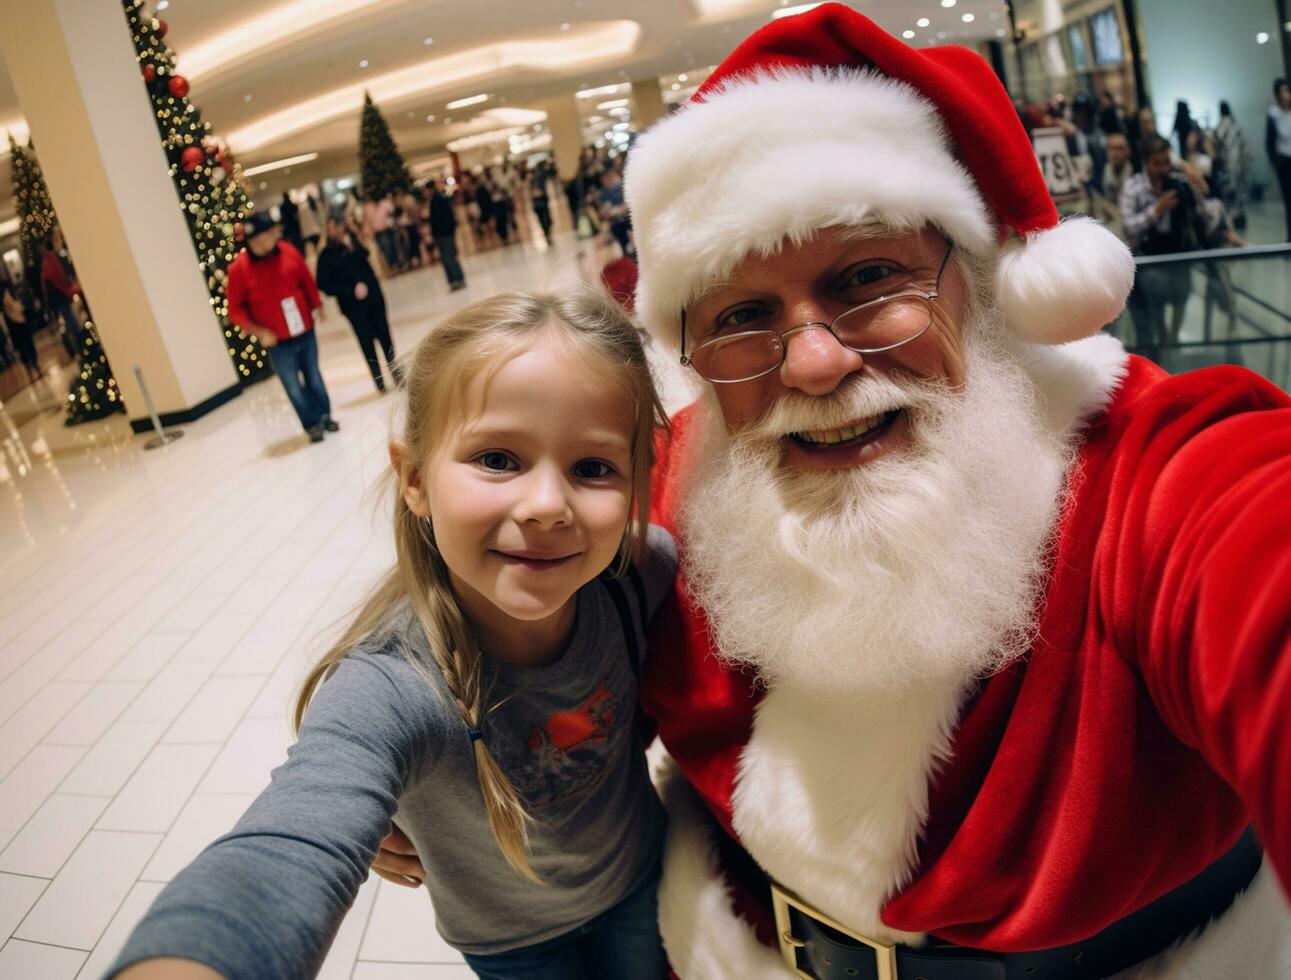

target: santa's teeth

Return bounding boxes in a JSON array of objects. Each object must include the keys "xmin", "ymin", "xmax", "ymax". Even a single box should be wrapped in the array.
[{"xmin": 792, "ymin": 414, "xmax": 890, "ymax": 445}]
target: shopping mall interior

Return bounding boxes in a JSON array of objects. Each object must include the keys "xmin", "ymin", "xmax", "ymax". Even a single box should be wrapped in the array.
[{"xmin": 0, "ymin": 0, "xmax": 1289, "ymax": 978}]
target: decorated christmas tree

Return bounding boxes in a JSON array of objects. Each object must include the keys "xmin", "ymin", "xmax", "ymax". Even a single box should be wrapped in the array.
[
  {"xmin": 122, "ymin": 0, "xmax": 270, "ymax": 383},
  {"xmin": 358, "ymin": 93, "xmax": 412, "ymax": 201},
  {"xmin": 65, "ymin": 322, "xmax": 127, "ymax": 424},
  {"xmin": 9, "ymin": 134, "xmax": 56, "ymax": 269},
  {"xmin": 9, "ymin": 135, "xmax": 125, "ymax": 424}
]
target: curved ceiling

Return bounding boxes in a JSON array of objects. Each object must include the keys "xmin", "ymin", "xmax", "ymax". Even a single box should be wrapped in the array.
[{"xmin": 0, "ymin": 0, "xmax": 1008, "ymax": 206}]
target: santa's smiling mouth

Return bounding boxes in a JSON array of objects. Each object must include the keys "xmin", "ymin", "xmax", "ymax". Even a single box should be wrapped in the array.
[{"xmin": 788, "ymin": 409, "xmax": 903, "ymax": 448}]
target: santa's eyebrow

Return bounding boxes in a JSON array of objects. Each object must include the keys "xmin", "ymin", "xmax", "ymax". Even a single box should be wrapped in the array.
[{"xmin": 685, "ymin": 278, "xmax": 739, "ymax": 314}]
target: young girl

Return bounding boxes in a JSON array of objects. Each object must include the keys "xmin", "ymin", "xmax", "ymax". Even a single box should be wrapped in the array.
[{"xmin": 109, "ymin": 292, "xmax": 676, "ymax": 980}]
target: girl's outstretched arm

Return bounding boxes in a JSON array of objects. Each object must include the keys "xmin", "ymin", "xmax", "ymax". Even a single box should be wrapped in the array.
[{"xmin": 108, "ymin": 652, "xmax": 439, "ymax": 980}]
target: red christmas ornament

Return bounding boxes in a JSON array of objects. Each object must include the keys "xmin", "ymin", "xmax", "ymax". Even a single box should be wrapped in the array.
[
  {"xmin": 167, "ymin": 75, "xmax": 189, "ymax": 99},
  {"xmin": 142, "ymin": 64, "xmax": 156, "ymax": 83},
  {"xmin": 181, "ymin": 146, "xmax": 205, "ymax": 173},
  {"xmin": 155, "ymin": 17, "xmax": 168, "ymax": 38}
]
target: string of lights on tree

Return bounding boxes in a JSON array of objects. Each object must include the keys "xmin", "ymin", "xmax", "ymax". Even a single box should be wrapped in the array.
[
  {"xmin": 122, "ymin": 0, "xmax": 270, "ymax": 383},
  {"xmin": 358, "ymin": 93, "xmax": 413, "ymax": 201},
  {"xmin": 8, "ymin": 136, "xmax": 124, "ymax": 424}
]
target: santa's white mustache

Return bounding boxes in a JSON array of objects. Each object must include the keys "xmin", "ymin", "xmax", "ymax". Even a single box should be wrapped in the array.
[{"xmin": 734, "ymin": 371, "xmax": 952, "ymax": 446}]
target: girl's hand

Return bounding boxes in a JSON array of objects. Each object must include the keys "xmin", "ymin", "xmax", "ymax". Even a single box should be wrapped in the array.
[{"xmin": 372, "ymin": 826, "xmax": 426, "ymax": 887}]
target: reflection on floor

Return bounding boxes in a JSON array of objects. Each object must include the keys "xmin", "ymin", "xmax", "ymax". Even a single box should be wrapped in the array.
[{"xmin": 0, "ymin": 228, "xmax": 697, "ymax": 980}]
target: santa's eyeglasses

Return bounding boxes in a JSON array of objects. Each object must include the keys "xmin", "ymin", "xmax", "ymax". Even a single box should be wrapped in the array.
[{"xmin": 680, "ymin": 239, "xmax": 954, "ymax": 384}]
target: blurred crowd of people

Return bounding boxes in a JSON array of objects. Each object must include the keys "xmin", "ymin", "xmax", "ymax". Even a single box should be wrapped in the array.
[{"xmin": 0, "ymin": 225, "xmax": 91, "ymax": 391}]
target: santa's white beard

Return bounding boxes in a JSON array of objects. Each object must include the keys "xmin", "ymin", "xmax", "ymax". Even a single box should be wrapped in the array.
[{"xmin": 677, "ymin": 319, "xmax": 1074, "ymax": 698}]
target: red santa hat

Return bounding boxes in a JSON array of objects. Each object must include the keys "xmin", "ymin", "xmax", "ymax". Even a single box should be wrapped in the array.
[{"xmin": 625, "ymin": 3, "xmax": 1134, "ymax": 349}]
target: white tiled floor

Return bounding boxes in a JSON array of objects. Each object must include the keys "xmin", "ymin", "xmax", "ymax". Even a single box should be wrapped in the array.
[{"xmin": 0, "ymin": 226, "xmax": 696, "ymax": 979}]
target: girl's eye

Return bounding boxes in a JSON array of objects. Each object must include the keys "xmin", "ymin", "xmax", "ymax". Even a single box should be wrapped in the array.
[
  {"xmin": 573, "ymin": 459, "xmax": 614, "ymax": 480},
  {"xmin": 476, "ymin": 451, "xmax": 517, "ymax": 473}
]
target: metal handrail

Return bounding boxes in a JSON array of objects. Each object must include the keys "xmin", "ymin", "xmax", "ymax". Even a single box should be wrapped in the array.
[{"xmin": 1132, "ymin": 242, "xmax": 1291, "ymax": 267}]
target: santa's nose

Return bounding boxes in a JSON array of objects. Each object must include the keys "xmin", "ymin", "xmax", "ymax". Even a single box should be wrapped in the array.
[{"xmin": 779, "ymin": 325, "xmax": 866, "ymax": 397}]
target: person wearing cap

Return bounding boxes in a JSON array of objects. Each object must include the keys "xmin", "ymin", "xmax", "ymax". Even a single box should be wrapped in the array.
[
  {"xmin": 227, "ymin": 211, "xmax": 338, "ymax": 443},
  {"xmin": 602, "ymin": 7, "xmax": 1291, "ymax": 977}
]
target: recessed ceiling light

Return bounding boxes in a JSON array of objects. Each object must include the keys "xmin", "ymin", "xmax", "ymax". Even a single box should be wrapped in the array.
[
  {"xmin": 771, "ymin": 2, "xmax": 826, "ymax": 19},
  {"xmin": 671, "ymin": 83, "xmax": 681, "ymax": 90},
  {"xmin": 560, "ymin": 22, "xmax": 570, "ymax": 30},
  {"xmin": 156, "ymin": 0, "xmax": 169, "ymax": 9},
  {"xmin": 358, "ymin": 59, "xmax": 369, "ymax": 68},
  {"xmin": 678, "ymin": 73, "xmax": 688, "ymax": 82},
  {"xmin": 916, "ymin": 17, "xmax": 930, "ymax": 27},
  {"xmin": 1256, "ymin": 31, "xmax": 1270, "ymax": 43},
  {"xmin": 443, "ymin": 116, "xmax": 452, "ymax": 123},
  {"xmin": 962, "ymin": 13, "xmax": 975, "ymax": 23},
  {"xmin": 426, "ymin": 114, "xmax": 436, "ymax": 122},
  {"xmin": 244, "ymin": 94, "xmax": 253, "ymax": 102},
  {"xmin": 941, "ymin": 0, "xmax": 956, "ymax": 6},
  {"xmin": 903, "ymin": 29, "xmax": 916, "ymax": 38},
  {"xmin": 424, "ymin": 37, "xmax": 434, "ymax": 45},
  {"xmin": 446, "ymin": 93, "xmax": 489, "ymax": 110},
  {"xmin": 995, "ymin": 27, "xmax": 1006, "ymax": 36}
]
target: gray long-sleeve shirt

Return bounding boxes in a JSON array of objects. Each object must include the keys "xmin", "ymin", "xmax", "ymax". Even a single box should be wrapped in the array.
[{"xmin": 109, "ymin": 527, "xmax": 676, "ymax": 978}]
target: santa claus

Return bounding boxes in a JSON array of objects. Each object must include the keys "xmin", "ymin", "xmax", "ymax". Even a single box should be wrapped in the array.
[{"xmin": 621, "ymin": 4, "xmax": 1291, "ymax": 979}]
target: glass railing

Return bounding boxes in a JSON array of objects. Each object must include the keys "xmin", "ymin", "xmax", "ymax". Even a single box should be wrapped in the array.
[{"xmin": 1106, "ymin": 244, "xmax": 1291, "ymax": 391}]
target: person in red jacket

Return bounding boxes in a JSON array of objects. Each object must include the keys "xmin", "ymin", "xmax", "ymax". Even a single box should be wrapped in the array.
[
  {"xmin": 371, "ymin": 8, "xmax": 1290, "ymax": 978},
  {"xmin": 227, "ymin": 211, "xmax": 337, "ymax": 443}
]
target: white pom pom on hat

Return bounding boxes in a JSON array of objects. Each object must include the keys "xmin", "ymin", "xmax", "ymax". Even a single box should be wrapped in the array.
[{"xmin": 624, "ymin": 2, "xmax": 1134, "ymax": 350}]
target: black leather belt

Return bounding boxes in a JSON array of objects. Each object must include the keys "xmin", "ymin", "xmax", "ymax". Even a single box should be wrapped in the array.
[{"xmin": 773, "ymin": 827, "xmax": 1262, "ymax": 980}]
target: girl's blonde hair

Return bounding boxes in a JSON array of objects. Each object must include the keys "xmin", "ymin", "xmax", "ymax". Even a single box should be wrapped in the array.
[{"xmin": 294, "ymin": 290, "xmax": 666, "ymax": 882}]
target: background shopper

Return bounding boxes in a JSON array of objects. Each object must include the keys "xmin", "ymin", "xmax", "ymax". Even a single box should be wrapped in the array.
[
  {"xmin": 316, "ymin": 217, "xmax": 401, "ymax": 392},
  {"xmin": 227, "ymin": 211, "xmax": 337, "ymax": 443}
]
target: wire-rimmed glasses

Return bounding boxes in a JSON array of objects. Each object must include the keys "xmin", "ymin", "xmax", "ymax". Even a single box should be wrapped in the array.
[{"xmin": 680, "ymin": 240, "xmax": 954, "ymax": 384}]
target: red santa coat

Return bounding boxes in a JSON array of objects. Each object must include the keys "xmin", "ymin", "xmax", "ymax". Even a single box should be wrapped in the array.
[{"xmin": 640, "ymin": 337, "xmax": 1291, "ymax": 974}]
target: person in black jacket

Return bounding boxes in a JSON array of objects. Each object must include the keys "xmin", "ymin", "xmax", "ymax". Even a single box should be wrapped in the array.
[
  {"xmin": 428, "ymin": 179, "xmax": 466, "ymax": 291},
  {"xmin": 315, "ymin": 218, "xmax": 402, "ymax": 392}
]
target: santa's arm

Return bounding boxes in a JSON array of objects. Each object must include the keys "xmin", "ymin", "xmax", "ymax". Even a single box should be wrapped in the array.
[{"xmin": 1130, "ymin": 400, "xmax": 1291, "ymax": 899}]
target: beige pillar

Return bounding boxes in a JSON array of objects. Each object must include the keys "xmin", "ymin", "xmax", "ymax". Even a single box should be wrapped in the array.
[
  {"xmin": 1, "ymin": 0, "xmax": 241, "ymax": 428},
  {"xmin": 630, "ymin": 79, "xmax": 668, "ymax": 130},
  {"xmin": 536, "ymin": 95, "xmax": 584, "ymax": 182}
]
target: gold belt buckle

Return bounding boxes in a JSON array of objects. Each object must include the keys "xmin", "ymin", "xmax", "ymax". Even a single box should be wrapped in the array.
[{"xmin": 770, "ymin": 880, "xmax": 899, "ymax": 980}]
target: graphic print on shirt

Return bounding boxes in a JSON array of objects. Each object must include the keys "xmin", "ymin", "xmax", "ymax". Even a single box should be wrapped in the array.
[{"xmin": 508, "ymin": 683, "xmax": 627, "ymax": 808}]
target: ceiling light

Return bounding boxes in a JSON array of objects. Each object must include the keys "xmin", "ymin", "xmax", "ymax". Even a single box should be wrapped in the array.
[
  {"xmin": 671, "ymin": 83, "xmax": 681, "ymax": 90},
  {"xmin": 941, "ymin": 0, "xmax": 956, "ymax": 6},
  {"xmin": 242, "ymin": 152, "xmax": 321, "ymax": 177},
  {"xmin": 227, "ymin": 21, "xmax": 640, "ymax": 150},
  {"xmin": 560, "ymin": 22, "xmax": 571, "ymax": 30},
  {"xmin": 917, "ymin": 17, "xmax": 930, "ymax": 27},
  {"xmin": 1256, "ymin": 31, "xmax": 1270, "ymax": 43},
  {"xmin": 424, "ymin": 37, "xmax": 433, "ymax": 45},
  {"xmin": 597, "ymin": 98, "xmax": 630, "ymax": 109},
  {"xmin": 903, "ymin": 29, "xmax": 916, "ymax": 38},
  {"xmin": 446, "ymin": 93, "xmax": 489, "ymax": 110},
  {"xmin": 426, "ymin": 114, "xmax": 436, "ymax": 122},
  {"xmin": 359, "ymin": 59, "xmax": 369, "ymax": 68},
  {"xmin": 156, "ymin": 0, "xmax": 169, "ymax": 9},
  {"xmin": 608, "ymin": 107, "xmax": 630, "ymax": 116},
  {"xmin": 577, "ymin": 83, "xmax": 625, "ymax": 99},
  {"xmin": 995, "ymin": 27, "xmax": 1006, "ymax": 36},
  {"xmin": 678, "ymin": 73, "xmax": 688, "ymax": 82},
  {"xmin": 772, "ymin": 3, "xmax": 826, "ymax": 19},
  {"xmin": 244, "ymin": 94, "xmax": 253, "ymax": 102},
  {"xmin": 443, "ymin": 116, "xmax": 452, "ymax": 123},
  {"xmin": 962, "ymin": 13, "xmax": 975, "ymax": 22}
]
